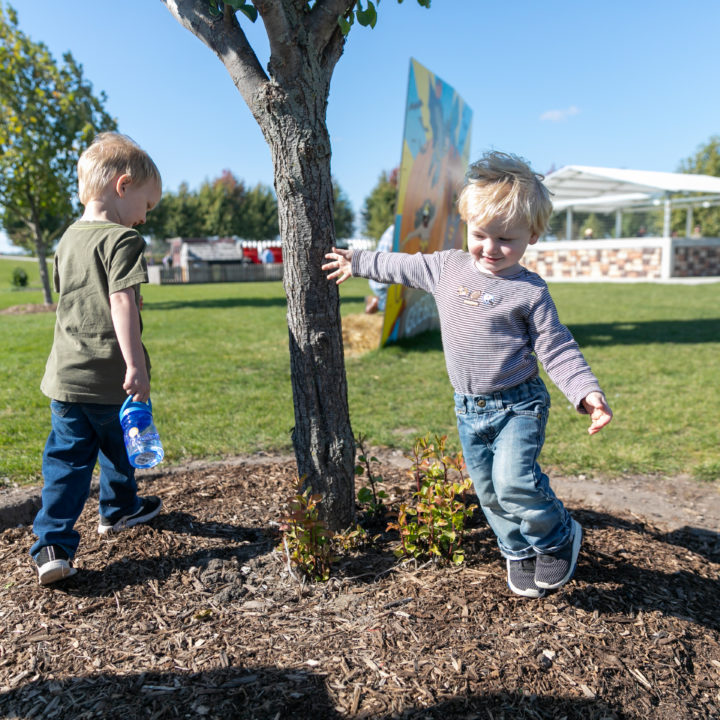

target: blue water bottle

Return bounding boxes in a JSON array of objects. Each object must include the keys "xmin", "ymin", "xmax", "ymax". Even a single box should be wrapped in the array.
[{"xmin": 119, "ymin": 396, "xmax": 164, "ymax": 469}]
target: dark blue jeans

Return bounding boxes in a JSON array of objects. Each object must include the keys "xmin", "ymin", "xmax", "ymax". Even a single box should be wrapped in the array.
[
  {"xmin": 31, "ymin": 400, "xmax": 142, "ymax": 559},
  {"xmin": 454, "ymin": 376, "xmax": 573, "ymax": 559}
]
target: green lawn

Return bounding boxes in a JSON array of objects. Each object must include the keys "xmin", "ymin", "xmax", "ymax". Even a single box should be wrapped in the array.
[{"xmin": 1, "ymin": 255, "xmax": 718, "ymax": 485}]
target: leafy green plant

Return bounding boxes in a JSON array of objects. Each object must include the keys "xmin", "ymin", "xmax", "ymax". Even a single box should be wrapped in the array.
[
  {"xmin": 387, "ymin": 434, "xmax": 477, "ymax": 565},
  {"xmin": 334, "ymin": 523, "xmax": 380, "ymax": 553},
  {"xmin": 278, "ymin": 476, "xmax": 336, "ymax": 582},
  {"xmin": 11, "ymin": 267, "xmax": 28, "ymax": 288},
  {"xmin": 355, "ymin": 434, "xmax": 388, "ymax": 524}
]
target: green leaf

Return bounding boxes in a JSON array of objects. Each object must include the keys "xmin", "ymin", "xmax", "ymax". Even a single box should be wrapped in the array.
[
  {"xmin": 357, "ymin": 487, "xmax": 373, "ymax": 504},
  {"xmin": 223, "ymin": 1, "xmax": 258, "ymax": 22},
  {"xmin": 338, "ymin": 14, "xmax": 353, "ymax": 35},
  {"xmin": 356, "ymin": 1, "xmax": 377, "ymax": 28}
]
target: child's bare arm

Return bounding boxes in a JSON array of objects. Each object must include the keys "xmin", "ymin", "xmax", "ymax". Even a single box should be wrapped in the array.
[
  {"xmin": 322, "ymin": 247, "xmax": 354, "ymax": 284},
  {"xmin": 110, "ymin": 288, "xmax": 150, "ymax": 401},
  {"xmin": 581, "ymin": 392, "xmax": 613, "ymax": 435}
]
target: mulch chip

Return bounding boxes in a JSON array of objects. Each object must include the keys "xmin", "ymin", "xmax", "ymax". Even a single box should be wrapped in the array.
[{"xmin": 1, "ymin": 460, "xmax": 719, "ymax": 719}]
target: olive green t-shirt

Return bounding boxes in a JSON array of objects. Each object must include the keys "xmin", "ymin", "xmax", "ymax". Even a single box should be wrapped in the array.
[{"xmin": 40, "ymin": 221, "xmax": 151, "ymax": 404}]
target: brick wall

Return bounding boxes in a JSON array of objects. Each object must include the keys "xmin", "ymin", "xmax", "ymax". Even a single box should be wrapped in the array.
[
  {"xmin": 523, "ymin": 239, "xmax": 664, "ymax": 280},
  {"xmin": 523, "ymin": 238, "xmax": 720, "ymax": 280},
  {"xmin": 672, "ymin": 238, "xmax": 720, "ymax": 277}
]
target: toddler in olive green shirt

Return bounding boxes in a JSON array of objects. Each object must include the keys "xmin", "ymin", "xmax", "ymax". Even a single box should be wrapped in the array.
[{"xmin": 31, "ymin": 133, "xmax": 164, "ymax": 585}]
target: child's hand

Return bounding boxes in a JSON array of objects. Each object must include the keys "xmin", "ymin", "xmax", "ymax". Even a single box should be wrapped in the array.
[
  {"xmin": 322, "ymin": 247, "xmax": 353, "ymax": 284},
  {"xmin": 123, "ymin": 367, "xmax": 150, "ymax": 403},
  {"xmin": 582, "ymin": 392, "xmax": 613, "ymax": 435}
]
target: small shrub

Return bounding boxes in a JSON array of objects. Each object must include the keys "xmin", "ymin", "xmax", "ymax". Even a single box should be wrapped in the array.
[
  {"xmin": 354, "ymin": 434, "xmax": 388, "ymax": 525},
  {"xmin": 387, "ymin": 434, "xmax": 477, "ymax": 565},
  {"xmin": 278, "ymin": 476, "xmax": 336, "ymax": 582},
  {"xmin": 11, "ymin": 267, "xmax": 28, "ymax": 288}
]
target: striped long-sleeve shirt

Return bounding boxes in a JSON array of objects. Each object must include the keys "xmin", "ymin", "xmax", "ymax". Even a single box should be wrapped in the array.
[{"xmin": 351, "ymin": 249, "xmax": 602, "ymax": 411}]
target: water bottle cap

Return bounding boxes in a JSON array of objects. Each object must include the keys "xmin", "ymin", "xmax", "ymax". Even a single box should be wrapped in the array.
[{"xmin": 119, "ymin": 395, "xmax": 153, "ymax": 419}]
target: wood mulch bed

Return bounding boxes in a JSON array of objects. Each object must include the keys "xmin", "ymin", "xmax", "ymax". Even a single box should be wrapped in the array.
[{"xmin": 1, "ymin": 459, "xmax": 719, "ymax": 719}]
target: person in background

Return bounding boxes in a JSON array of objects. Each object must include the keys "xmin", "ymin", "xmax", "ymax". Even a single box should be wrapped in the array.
[
  {"xmin": 364, "ymin": 223, "xmax": 394, "ymax": 314},
  {"xmin": 31, "ymin": 132, "xmax": 163, "ymax": 586}
]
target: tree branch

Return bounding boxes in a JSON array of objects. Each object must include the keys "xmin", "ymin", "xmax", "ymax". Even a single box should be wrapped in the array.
[
  {"xmin": 307, "ymin": 0, "xmax": 355, "ymax": 50},
  {"xmin": 253, "ymin": 0, "xmax": 302, "ymax": 75},
  {"xmin": 161, "ymin": 0, "xmax": 268, "ymax": 109}
]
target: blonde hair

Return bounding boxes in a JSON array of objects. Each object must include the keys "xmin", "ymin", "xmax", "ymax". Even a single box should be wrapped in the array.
[
  {"xmin": 77, "ymin": 132, "xmax": 161, "ymax": 205},
  {"xmin": 457, "ymin": 151, "xmax": 552, "ymax": 236}
]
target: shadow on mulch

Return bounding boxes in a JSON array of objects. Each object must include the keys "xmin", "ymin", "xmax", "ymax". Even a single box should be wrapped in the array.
[
  {"xmin": 0, "ymin": 668, "xmax": 628, "ymax": 720},
  {"xmin": 1, "ymin": 462, "xmax": 718, "ymax": 720}
]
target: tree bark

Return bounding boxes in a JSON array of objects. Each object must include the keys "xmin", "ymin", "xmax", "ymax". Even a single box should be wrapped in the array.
[
  {"xmin": 262, "ymin": 86, "xmax": 356, "ymax": 531},
  {"xmin": 34, "ymin": 231, "xmax": 52, "ymax": 306}
]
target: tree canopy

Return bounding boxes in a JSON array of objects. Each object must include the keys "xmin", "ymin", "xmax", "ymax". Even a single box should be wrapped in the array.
[
  {"xmin": 143, "ymin": 171, "xmax": 354, "ymax": 242},
  {"xmin": 0, "ymin": 3, "xmax": 116, "ymax": 303},
  {"xmin": 143, "ymin": 171, "xmax": 279, "ymax": 241},
  {"xmin": 361, "ymin": 168, "xmax": 398, "ymax": 240},
  {"xmin": 333, "ymin": 180, "xmax": 354, "ymax": 239},
  {"xmin": 676, "ymin": 135, "xmax": 720, "ymax": 237}
]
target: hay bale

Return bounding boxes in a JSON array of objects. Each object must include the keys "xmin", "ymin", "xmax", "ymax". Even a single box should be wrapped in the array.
[{"xmin": 342, "ymin": 313, "xmax": 384, "ymax": 357}]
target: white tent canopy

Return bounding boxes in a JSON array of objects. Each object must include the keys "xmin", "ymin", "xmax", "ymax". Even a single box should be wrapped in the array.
[{"xmin": 543, "ymin": 165, "xmax": 720, "ymax": 237}]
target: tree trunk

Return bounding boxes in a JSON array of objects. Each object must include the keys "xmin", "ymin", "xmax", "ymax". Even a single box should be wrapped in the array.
[
  {"xmin": 34, "ymin": 231, "xmax": 53, "ymax": 306},
  {"xmin": 159, "ymin": 0, "xmax": 357, "ymax": 530},
  {"xmin": 261, "ymin": 96, "xmax": 356, "ymax": 531}
]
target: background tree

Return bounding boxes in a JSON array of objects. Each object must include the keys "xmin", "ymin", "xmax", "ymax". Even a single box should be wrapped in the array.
[
  {"xmin": 142, "ymin": 173, "xmax": 280, "ymax": 241},
  {"xmin": 143, "ymin": 181, "xmax": 203, "ymax": 239},
  {"xmin": 333, "ymin": 179, "xmax": 354, "ymax": 240},
  {"xmin": 197, "ymin": 170, "xmax": 248, "ymax": 236},
  {"xmin": 0, "ymin": 4, "xmax": 116, "ymax": 304},
  {"xmin": 674, "ymin": 135, "xmax": 720, "ymax": 237},
  {"xmin": 160, "ymin": 0, "xmax": 430, "ymax": 530},
  {"xmin": 361, "ymin": 168, "xmax": 398, "ymax": 240},
  {"xmin": 241, "ymin": 182, "xmax": 279, "ymax": 240}
]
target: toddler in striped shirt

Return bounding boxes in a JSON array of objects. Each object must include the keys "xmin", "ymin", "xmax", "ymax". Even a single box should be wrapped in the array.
[{"xmin": 324, "ymin": 151, "xmax": 612, "ymax": 598}]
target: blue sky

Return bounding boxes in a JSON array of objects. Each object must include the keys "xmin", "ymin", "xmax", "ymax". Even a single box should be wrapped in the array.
[{"xmin": 3, "ymin": 0, "xmax": 720, "ymax": 252}]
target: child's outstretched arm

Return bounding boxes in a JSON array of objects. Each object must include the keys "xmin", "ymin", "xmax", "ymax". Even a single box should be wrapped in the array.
[
  {"xmin": 581, "ymin": 392, "xmax": 613, "ymax": 435},
  {"xmin": 110, "ymin": 288, "xmax": 150, "ymax": 402},
  {"xmin": 322, "ymin": 247, "xmax": 354, "ymax": 284}
]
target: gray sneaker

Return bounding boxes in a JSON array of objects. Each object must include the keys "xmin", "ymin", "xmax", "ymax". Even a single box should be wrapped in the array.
[
  {"xmin": 35, "ymin": 545, "xmax": 77, "ymax": 585},
  {"xmin": 506, "ymin": 557, "xmax": 545, "ymax": 598},
  {"xmin": 98, "ymin": 496, "xmax": 162, "ymax": 535},
  {"xmin": 535, "ymin": 519, "xmax": 582, "ymax": 590}
]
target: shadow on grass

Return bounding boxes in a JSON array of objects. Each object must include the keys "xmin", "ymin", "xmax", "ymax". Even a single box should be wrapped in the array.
[
  {"xmin": 569, "ymin": 318, "xmax": 720, "ymax": 346},
  {"xmin": 146, "ymin": 297, "xmax": 288, "ymax": 311},
  {"xmin": 0, "ymin": 668, "xmax": 628, "ymax": 720},
  {"xmin": 345, "ymin": 319, "xmax": 719, "ymax": 354},
  {"xmin": 147, "ymin": 294, "xmax": 368, "ymax": 311}
]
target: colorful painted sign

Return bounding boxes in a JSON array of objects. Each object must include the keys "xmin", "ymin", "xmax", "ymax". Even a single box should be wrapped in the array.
[{"xmin": 381, "ymin": 58, "xmax": 473, "ymax": 346}]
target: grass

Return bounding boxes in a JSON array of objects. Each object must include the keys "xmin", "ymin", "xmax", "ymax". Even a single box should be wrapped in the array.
[{"xmin": 1, "ymin": 254, "xmax": 719, "ymax": 486}]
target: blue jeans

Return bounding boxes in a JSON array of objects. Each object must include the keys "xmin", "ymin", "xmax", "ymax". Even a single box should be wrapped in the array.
[
  {"xmin": 30, "ymin": 400, "xmax": 142, "ymax": 559},
  {"xmin": 454, "ymin": 376, "xmax": 573, "ymax": 559}
]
